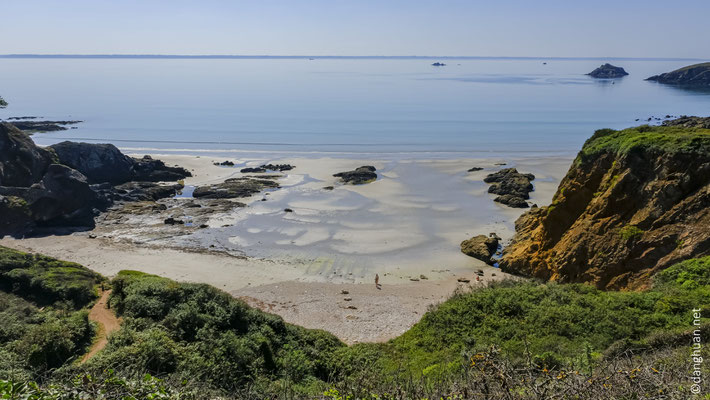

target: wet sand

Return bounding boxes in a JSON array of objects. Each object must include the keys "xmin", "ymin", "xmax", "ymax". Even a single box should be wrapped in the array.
[{"xmin": 0, "ymin": 153, "xmax": 572, "ymax": 343}]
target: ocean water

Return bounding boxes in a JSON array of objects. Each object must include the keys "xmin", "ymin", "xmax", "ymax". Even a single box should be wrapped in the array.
[{"xmin": 1, "ymin": 57, "xmax": 709, "ymax": 157}]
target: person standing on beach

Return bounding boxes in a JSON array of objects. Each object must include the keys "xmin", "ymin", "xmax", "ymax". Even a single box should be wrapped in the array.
[{"xmin": 375, "ymin": 273, "xmax": 380, "ymax": 289}]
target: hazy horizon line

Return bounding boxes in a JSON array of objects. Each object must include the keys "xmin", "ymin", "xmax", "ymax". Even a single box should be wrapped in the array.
[{"xmin": 0, "ymin": 54, "xmax": 707, "ymax": 62}]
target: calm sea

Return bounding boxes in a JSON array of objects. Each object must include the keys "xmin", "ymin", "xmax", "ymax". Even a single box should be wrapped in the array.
[{"xmin": 1, "ymin": 57, "xmax": 709, "ymax": 157}]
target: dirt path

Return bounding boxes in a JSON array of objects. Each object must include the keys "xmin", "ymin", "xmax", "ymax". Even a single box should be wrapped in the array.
[{"xmin": 81, "ymin": 289, "xmax": 120, "ymax": 363}]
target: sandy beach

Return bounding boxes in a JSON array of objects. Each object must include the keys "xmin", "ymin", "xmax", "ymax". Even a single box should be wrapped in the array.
[{"xmin": 0, "ymin": 152, "xmax": 572, "ymax": 343}]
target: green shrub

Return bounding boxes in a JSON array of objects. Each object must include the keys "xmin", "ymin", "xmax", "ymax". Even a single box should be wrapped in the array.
[
  {"xmin": 619, "ymin": 224, "xmax": 644, "ymax": 240},
  {"xmin": 0, "ymin": 246, "xmax": 102, "ymax": 308}
]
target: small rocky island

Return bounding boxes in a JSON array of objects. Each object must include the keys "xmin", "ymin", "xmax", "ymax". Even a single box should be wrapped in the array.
[
  {"xmin": 586, "ymin": 63, "xmax": 629, "ymax": 78},
  {"xmin": 646, "ymin": 62, "xmax": 710, "ymax": 86},
  {"xmin": 431, "ymin": 62, "xmax": 446, "ymax": 67}
]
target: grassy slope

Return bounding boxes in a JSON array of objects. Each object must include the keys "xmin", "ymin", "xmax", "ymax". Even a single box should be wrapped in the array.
[
  {"xmin": 576, "ymin": 125, "xmax": 710, "ymax": 164},
  {"xmin": 335, "ymin": 257, "xmax": 710, "ymax": 382},
  {"xmin": 1, "ymin": 247, "xmax": 708, "ymax": 398}
]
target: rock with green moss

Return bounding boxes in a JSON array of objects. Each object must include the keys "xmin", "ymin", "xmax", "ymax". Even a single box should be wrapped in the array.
[{"xmin": 500, "ymin": 118, "xmax": 710, "ymax": 289}]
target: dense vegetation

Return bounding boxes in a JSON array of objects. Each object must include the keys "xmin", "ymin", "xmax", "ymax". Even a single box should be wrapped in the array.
[
  {"xmin": 86, "ymin": 270, "xmax": 344, "ymax": 396},
  {"xmin": 577, "ymin": 124, "xmax": 710, "ymax": 164},
  {"xmin": 0, "ymin": 246, "xmax": 100, "ymax": 380},
  {"xmin": 0, "ymin": 246, "xmax": 102, "ymax": 308},
  {"xmin": 0, "ymin": 247, "xmax": 708, "ymax": 398},
  {"xmin": 330, "ymin": 257, "xmax": 709, "ymax": 390}
]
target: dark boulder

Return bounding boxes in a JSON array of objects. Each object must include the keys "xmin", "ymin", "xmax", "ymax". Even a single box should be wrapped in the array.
[
  {"xmin": 460, "ymin": 234, "xmax": 500, "ymax": 265},
  {"xmin": 24, "ymin": 164, "xmax": 98, "ymax": 226},
  {"xmin": 50, "ymin": 142, "xmax": 191, "ymax": 184},
  {"xmin": 483, "ymin": 168, "xmax": 534, "ymax": 208},
  {"xmin": 50, "ymin": 142, "xmax": 135, "ymax": 184},
  {"xmin": 132, "ymin": 155, "xmax": 191, "ymax": 182},
  {"xmin": 333, "ymin": 166, "xmax": 377, "ymax": 185},
  {"xmin": 0, "ymin": 122, "xmax": 54, "ymax": 187},
  {"xmin": 494, "ymin": 194, "xmax": 529, "ymax": 208},
  {"xmin": 587, "ymin": 63, "xmax": 629, "ymax": 78}
]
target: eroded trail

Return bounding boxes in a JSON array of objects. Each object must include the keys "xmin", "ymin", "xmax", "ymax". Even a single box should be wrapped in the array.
[{"xmin": 81, "ymin": 289, "xmax": 120, "ymax": 363}]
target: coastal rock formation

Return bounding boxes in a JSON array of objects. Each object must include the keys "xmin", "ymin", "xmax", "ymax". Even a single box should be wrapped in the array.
[
  {"xmin": 586, "ymin": 63, "xmax": 629, "ymax": 78},
  {"xmin": 484, "ymin": 168, "xmax": 535, "ymax": 208},
  {"xmin": 50, "ymin": 142, "xmax": 191, "ymax": 184},
  {"xmin": 193, "ymin": 177, "xmax": 280, "ymax": 199},
  {"xmin": 499, "ymin": 120, "xmax": 710, "ymax": 289},
  {"xmin": 0, "ymin": 122, "xmax": 55, "ymax": 187},
  {"xmin": 0, "ymin": 123, "xmax": 191, "ymax": 236},
  {"xmin": 24, "ymin": 164, "xmax": 98, "ymax": 226},
  {"xmin": 333, "ymin": 166, "xmax": 377, "ymax": 184},
  {"xmin": 460, "ymin": 234, "xmax": 499, "ymax": 265},
  {"xmin": 646, "ymin": 62, "xmax": 710, "ymax": 86}
]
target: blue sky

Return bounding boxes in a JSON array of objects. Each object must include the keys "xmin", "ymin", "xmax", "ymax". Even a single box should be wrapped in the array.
[{"xmin": 1, "ymin": 0, "xmax": 709, "ymax": 58}]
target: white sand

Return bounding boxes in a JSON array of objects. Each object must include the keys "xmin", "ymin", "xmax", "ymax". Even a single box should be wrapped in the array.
[{"xmin": 1, "ymin": 153, "xmax": 573, "ymax": 343}]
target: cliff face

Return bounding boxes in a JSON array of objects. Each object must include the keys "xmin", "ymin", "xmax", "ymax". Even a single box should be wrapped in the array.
[{"xmin": 499, "ymin": 119, "xmax": 710, "ymax": 289}]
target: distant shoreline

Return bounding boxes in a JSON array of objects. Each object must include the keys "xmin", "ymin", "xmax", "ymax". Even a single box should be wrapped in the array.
[{"xmin": 1, "ymin": 54, "xmax": 707, "ymax": 61}]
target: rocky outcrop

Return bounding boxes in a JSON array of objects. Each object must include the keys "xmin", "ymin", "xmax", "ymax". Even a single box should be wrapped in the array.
[
  {"xmin": 646, "ymin": 63, "xmax": 710, "ymax": 86},
  {"xmin": 0, "ymin": 125, "xmax": 190, "ymax": 237},
  {"xmin": 193, "ymin": 177, "xmax": 279, "ymax": 199},
  {"xmin": 499, "ymin": 120, "xmax": 710, "ymax": 289},
  {"xmin": 24, "ymin": 164, "xmax": 98, "ymax": 226},
  {"xmin": 333, "ymin": 166, "xmax": 377, "ymax": 184},
  {"xmin": 587, "ymin": 64, "xmax": 629, "ymax": 78},
  {"xmin": 0, "ymin": 123, "xmax": 55, "ymax": 187},
  {"xmin": 484, "ymin": 168, "xmax": 535, "ymax": 208},
  {"xmin": 461, "ymin": 234, "xmax": 500, "ymax": 265},
  {"xmin": 50, "ymin": 142, "xmax": 191, "ymax": 184}
]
